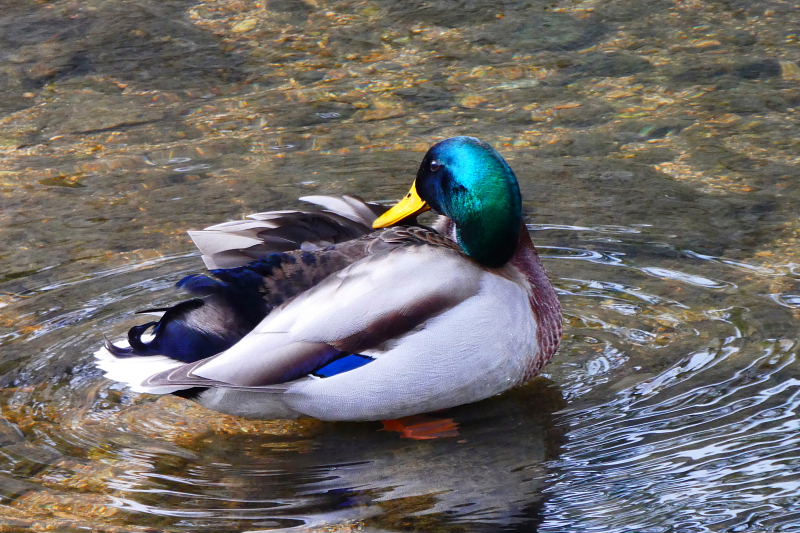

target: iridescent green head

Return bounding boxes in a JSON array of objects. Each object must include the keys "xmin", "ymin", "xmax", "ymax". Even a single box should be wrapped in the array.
[{"xmin": 374, "ymin": 137, "xmax": 523, "ymax": 267}]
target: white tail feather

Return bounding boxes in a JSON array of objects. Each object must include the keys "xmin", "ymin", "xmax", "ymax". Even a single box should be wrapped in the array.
[{"xmin": 94, "ymin": 341, "xmax": 187, "ymax": 394}]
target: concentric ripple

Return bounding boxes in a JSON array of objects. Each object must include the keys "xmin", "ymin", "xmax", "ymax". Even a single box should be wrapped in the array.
[{"xmin": 0, "ymin": 221, "xmax": 798, "ymax": 532}]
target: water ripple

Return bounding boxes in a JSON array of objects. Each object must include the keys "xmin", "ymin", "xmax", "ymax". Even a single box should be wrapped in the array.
[
  {"xmin": 0, "ymin": 220, "xmax": 798, "ymax": 531},
  {"xmin": 540, "ymin": 340, "xmax": 800, "ymax": 533},
  {"xmin": 639, "ymin": 266, "xmax": 735, "ymax": 289}
]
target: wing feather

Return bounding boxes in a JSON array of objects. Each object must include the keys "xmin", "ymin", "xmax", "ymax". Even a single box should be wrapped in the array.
[
  {"xmin": 158, "ymin": 246, "xmax": 482, "ymax": 387},
  {"xmin": 188, "ymin": 195, "xmax": 388, "ymax": 269},
  {"xmin": 298, "ymin": 194, "xmax": 386, "ymax": 226}
]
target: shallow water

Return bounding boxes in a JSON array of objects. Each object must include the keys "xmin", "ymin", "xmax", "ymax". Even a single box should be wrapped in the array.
[{"xmin": 1, "ymin": 0, "xmax": 799, "ymax": 531}]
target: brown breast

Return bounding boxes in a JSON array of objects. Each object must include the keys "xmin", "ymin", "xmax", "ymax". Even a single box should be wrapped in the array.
[{"xmin": 510, "ymin": 225, "xmax": 563, "ymax": 380}]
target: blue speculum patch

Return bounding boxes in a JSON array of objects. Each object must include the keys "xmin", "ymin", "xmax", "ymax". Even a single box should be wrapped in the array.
[{"xmin": 313, "ymin": 354, "xmax": 374, "ymax": 377}]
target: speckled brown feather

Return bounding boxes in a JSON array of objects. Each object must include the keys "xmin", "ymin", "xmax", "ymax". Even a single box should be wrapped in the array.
[{"xmin": 254, "ymin": 225, "xmax": 464, "ymax": 310}]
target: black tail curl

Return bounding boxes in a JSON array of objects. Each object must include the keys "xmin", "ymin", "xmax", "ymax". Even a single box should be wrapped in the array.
[{"xmin": 106, "ymin": 275, "xmax": 268, "ymax": 363}]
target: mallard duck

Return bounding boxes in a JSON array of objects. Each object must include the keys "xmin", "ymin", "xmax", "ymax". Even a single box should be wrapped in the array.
[{"xmin": 96, "ymin": 136, "xmax": 562, "ymax": 421}]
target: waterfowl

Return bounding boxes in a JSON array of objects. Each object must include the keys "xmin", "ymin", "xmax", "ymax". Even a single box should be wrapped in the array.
[{"xmin": 96, "ymin": 136, "xmax": 562, "ymax": 421}]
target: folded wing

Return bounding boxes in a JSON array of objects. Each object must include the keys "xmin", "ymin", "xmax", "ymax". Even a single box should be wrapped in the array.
[
  {"xmin": 141, "ymin": 246, "xmax": 481, "ymax": 389},
  {"xmin": 104, "ymin": 196, "xmax": 389, "ymax": 363}
]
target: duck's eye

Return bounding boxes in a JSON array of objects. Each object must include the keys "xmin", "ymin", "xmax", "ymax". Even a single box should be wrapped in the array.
[{"xmin": 429, "ymin": 160, "xmax": 442, "ymax": 172}]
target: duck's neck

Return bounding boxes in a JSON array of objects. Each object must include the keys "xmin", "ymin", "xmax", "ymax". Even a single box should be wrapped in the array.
[
  {"xmin": 434, "ymin": 213, "xmax": 521, "ymax": 268},
  {"xmin": 457, "ymin": 211, "xmax": 521, "ymax": 267},
  {"xmin": 510, "ymin": 226, "xmax": 563, "ymax": 378},
  {"xmin": 442, "ymin": 194, "xmax": 521, "ymax": 267}
]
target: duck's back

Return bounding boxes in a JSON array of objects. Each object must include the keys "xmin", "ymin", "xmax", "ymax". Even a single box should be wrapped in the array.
[{"xmin": 104, "ymin": 196, "xmax": 463, "ymax": 366}]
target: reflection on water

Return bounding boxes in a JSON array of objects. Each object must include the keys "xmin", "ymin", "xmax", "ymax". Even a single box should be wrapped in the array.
[
  {"xmin": 1, "ymin": 0, "xmax": 799, "ymax": 531},
  {"xmin": 99, "ymin": 383, "xmax": 564, "ymax": 532}
]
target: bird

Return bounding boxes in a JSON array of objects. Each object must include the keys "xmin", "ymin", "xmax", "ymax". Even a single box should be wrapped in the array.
[{"xmin": 96, "ymin": 136, "xmax": 562, "ymax": 421}]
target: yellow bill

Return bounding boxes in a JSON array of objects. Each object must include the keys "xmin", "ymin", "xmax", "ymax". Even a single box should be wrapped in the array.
[{"xmin": 372, "ymin": 181, "xmax": 431, "ymax": 228}]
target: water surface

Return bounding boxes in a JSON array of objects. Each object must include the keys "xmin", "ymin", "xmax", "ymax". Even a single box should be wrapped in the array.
[{"xmin": 1, "ymin": 0, "xmax": 799, "ymax": 531}]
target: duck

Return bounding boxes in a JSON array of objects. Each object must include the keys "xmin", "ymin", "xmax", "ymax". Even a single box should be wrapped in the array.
[{"xmin": 95, "ymin": 136, "xmax": 562, "ymax": 421}]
